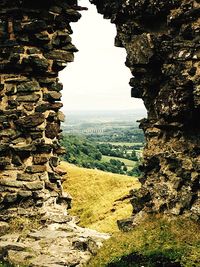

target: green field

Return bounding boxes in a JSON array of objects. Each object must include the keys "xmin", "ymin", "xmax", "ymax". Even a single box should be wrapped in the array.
[
  {"xmin": 98, "ymin": 142, "xmax": 143, "ymax": 147},
  {"xmin": 102, "ymin": 155, "xmax": 136, "ymax": 168}
]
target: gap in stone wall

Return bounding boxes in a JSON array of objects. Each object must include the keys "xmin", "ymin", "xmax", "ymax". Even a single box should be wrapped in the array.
[{"xmin": 59, "ymin": 0, "xmax": 146, "ymax": 114}]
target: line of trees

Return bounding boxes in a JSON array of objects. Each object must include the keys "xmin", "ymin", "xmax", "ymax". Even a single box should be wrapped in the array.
[
  {"xmin": 97, "ymin": 143, "xmax": 138, "ymax": 161},
  {"xmin": 87, "ymin": 127, "xmax": 144, "ymax": 143}
]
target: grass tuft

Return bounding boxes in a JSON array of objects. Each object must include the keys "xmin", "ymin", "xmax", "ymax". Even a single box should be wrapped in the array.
[{"xmin": 9, "ymin": 216, "xmax": 41, "ymax": 236}]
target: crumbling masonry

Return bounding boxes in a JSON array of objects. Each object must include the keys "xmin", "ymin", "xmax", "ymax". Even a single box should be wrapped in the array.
[
  {"xmin": 0, "ymin": 1, "xmax": 109, "ymax": 266},
  {"xmin": 0, "ymin": 0, "xmax": 82, "ymax": 219},
  {"xmin": 90, "ymin": 0, "xmax": 200, "ymax": 221}
]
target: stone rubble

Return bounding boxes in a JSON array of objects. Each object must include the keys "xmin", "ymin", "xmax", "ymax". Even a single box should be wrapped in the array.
[{"xmin": 0, "ymin": 205, "xmax": 110, "ymax": 267}]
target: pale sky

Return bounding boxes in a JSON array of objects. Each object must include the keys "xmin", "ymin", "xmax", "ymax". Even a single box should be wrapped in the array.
[{"xmin": 59, "ymin": 0, "xmax": 145, "ymax": 111}]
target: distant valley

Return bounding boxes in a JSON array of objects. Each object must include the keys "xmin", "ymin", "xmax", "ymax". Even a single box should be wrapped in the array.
[{"xmin": 61, "ymin": 109, "xmax": 146, "ymax": 176}]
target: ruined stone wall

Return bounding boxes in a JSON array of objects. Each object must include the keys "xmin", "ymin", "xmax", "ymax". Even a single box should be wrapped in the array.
[
  {"xmin": 90, "ymin": 0, "xmax": 200, "ymax": 221},
  {"xmin": 0, "ymin": 0, "xmax": 82, "ymax": 219},
  {"xmin": 0, "ymin": 0, "xmax": 199, "ymax": 224}
]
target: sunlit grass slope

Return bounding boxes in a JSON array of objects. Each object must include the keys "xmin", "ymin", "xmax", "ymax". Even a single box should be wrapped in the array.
[
  {"xmin": 86, "ymin": 215, "xmax": 200, "ymax": 267},
  {"xmin": 61, "ymin": 161, "xmax": 140, "ymax": 233}
]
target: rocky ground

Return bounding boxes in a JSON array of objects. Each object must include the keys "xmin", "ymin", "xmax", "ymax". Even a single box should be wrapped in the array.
[{"xmin": 0, "ymin": 204, "xmax": 109, "ymax": 267}]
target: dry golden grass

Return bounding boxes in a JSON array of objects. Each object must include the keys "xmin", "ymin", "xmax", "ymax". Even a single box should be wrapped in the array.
[
  {"xmin": 60, "ymin": 162, "xmax": 200, "ymax": 267},
  {"xmin": 61, "ymin": 161, "xmax": 140, "ymax": 233}
]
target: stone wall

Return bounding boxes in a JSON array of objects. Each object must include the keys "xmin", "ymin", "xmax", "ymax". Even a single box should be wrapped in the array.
[
  {"xmin": 90, "ymin": 0, "xmax": 200, "ymax": 222},
  {"xmin": 0, "ymin": 0, "xmax": 82, "ymax": 219},
  {"xmin": 0, "ymin": 2, "xmax": 111, "ymax": 266}
]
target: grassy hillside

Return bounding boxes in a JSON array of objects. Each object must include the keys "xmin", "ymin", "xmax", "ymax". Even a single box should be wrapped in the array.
[
  {"xmin": 61, "ymin": 134, "xmax": 140, "ymax": 176},
  {"xmin": 61, "ymin": 162, "xmax": 200, "ymax": 267},
  {"xmin": 61, "ymin": 161, "xmax": 140, "ymax": 233}
]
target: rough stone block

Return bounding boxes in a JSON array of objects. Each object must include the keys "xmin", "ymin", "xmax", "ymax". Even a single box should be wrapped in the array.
[
  {"xmin": 62, "ymin": 43, "xmax": 78, "ymax": 52},
  {"xmin": 0, "ymin": 129, "xmax": 17, "ymax": 138},
  {"xmin": 23, "ymin": 20, "xmax": 47, "ymax": 33},
  {"xmin": 17, "ymin": 173, "xmax": 38, "ymax": 182},
  {"xmin": 10, "ymin": 144, "xmax": 36, "ymax": 152},
  {"xmin": 43, "ymin": 91, "xmax": 62, "ymax": 101},
  {"xmin": 29, "ymin": 56, "xmax": 49, "ymax": 72},
  {"xmin": 57, "ymin": 111, "xmax": 65, "ymax": 122},
  {"xmin": 16, "ymin": 113, "xmax": 45, "ymax": 128},
  {"xmin": 33, "ymin": 156, "xmax": 48, "ymax": 165},
  {"xmin": 0, "ymin": 179, "xmax": 24, "ymax": 188},
  {"xmin": 45, "ymin": 122, "xmax": 60, "ymax": 139},
  {"xmin": 0, "ymin": 242, "xmax": 27, "ymax": 255},
  {"xmin": 16, "ymin": 94, "xmax": 40, "ymax": 102},
  {"xmin": 35, "ymin": 102, "xmax": 63, "ymax": 112},
  {"xmin": 45, "ymin": 50, "xmax": 74, "ymax": 62},
  {"xmin": 17, "ymin": 190, "xmax": 32, "ymax": 198},
  {"xmin": 36, "ymin": 144, "xmax": 52, "ymax": 153},
  {"xmin": 25, "ymin": 165, "xmax": 47, "ymax": 174},
  {"xmin": 24, "ymin": 181, "xmax": 44, "ymax": 191},
  {"xmin": 49, "ymin": 157, "xmax": 59, "ymax": 168},
  {"xmin": 16, "ymin": 81, "xmax": 40, "ymax": 92},
  {"xmin": 49, "ymin": 82, "xmax": 63, "ymax": 92}
]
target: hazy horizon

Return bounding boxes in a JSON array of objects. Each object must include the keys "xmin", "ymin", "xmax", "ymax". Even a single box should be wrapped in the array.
[
  {"xmin": 62, "ymin": 108, "xmax": 146, "ymax": 112},
  {"xmin": 62, "ymin": 108, "xmax": 147, "ymax": 126}
]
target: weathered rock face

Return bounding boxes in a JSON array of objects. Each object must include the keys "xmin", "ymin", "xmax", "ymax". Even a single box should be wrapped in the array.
[
  {"xmin": 0, "ymin": 0, "xmax": 82, "ymax": 218},
  {"xmin": 90, "ymin": 0, "xmax": 200, "ymax": 221}
]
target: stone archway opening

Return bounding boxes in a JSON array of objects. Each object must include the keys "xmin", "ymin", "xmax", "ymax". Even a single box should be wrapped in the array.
[
  {"xmin": 58, "ymin": 0, "xmax": 200, "ymax": 224},
  {"xmin": 58, "ymin": 0, "xmax": 147, "ymax": 188},
  {"xmin": 58, "ymin": 0, "xmax": 147, "ymax": 232}
]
